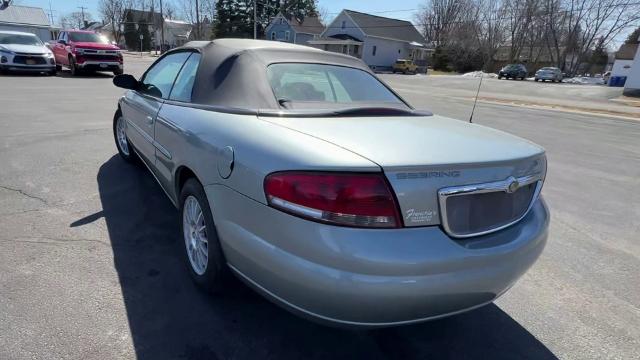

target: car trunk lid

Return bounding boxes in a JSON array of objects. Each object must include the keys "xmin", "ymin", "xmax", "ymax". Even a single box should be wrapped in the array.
[{"xmin": 259, "ymin": 114, "xmax": 546, "ymax": 228}]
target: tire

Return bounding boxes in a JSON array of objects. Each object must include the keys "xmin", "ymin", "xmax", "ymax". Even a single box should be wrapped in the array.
[
  {"xmin": 180, "ymin": 178, "xmax": 228, "ymax": 293},
  {"xmin": 498, "ymin": 75, "xmax": 502, "ymax": 79},
  {"xmin": 113, "ymin": 110, "xmax": 137, "ymax": 163},
  {"xmin": 113, "ymin": 68, "xmax": 123, "ymax": 76},
  {"xmin": 535, "ymin": 78, "xmax": 539, "ymax": 82},
  {"xmin": 47, "ymin": 70, "xmax": 56, "ymax": 76},
  {"xmin": 55, "ymin": 64, "xmax": 61, "ymax": 72},
  {"xmin": 69, "ymin": 57, "xmax": 80, "ymax": 76}
]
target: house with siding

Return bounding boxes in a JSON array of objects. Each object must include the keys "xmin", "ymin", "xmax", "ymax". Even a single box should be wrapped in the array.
[
  {"xmin": 0, "ymin": 4, "xmax": 58, "ymax": 42},
  {"xmin": 623, "ymin": 35, "xmax": 640, "ymax": 96},
  {"xmin": 610, "ymin": 42, "xmax": 638, "ymax": 84},
  {"xmin": 264, "ymin": 13, "xmax": 323, "ymax": 45},
  {"xmin": 307, "ymin": 10, "xmax": 430, "ymax": 72}
]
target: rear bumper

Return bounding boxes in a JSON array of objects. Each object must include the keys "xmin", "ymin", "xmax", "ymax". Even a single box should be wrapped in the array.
[
  {"xmin": 206, "ymin": 185, "xmax": 549, "ymax": 328},
  {"xmin": 536, "ymin": 74, "xmax": 559, "ymax": 80}
]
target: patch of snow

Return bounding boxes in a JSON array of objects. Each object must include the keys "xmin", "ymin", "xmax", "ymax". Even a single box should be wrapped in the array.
[
  {"xmin": 462, "ymin": 71, "xmax": 498, "ymax": 78},
  {"xmin": 562, "ymin": 76, "xmax": 605, "ymax": 85}
]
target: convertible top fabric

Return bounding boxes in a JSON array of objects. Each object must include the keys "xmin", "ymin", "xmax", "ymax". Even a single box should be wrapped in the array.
[{"xmin": 178, "ymin": 39, "xmax": 380, "ymax": 110}]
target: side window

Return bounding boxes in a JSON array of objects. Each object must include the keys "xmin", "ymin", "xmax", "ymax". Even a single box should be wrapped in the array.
[
  {"xmin": 140, "ymin": 51, "xmax": 191, "ymax": 98},
  {"xmin": 169, "ymin": 53, "xmax": 201, "ymax": 102}
]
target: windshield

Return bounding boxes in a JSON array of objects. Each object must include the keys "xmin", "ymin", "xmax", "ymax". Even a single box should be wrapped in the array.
[
  {"xmin": 68, "ymin": 32, "xmax": 109, "ymax": 44},
  {"xmin": 266, "ymin": 63, "xmax": 405, "ymax": 109},
  {"xmin": 0, "ymin": 33, "xmax": 42, "ymax": 46},
  {"xmin": 540, "ymin": 67, "xmax": 557, "ymax": 71}
]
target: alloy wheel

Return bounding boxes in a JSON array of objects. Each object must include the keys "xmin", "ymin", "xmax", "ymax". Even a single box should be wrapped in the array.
[
  {"xmin": 116, "ymin": 116, "xmax": 129, "ymax": 156},
  {"xmin": 183, "ymin": 195, "xmax": 208, "ymax": 275}
]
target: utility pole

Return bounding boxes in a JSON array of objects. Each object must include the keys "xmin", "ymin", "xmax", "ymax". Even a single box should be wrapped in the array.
[
  {"xmin": 194, "ymin": 0, "xmax": 200, "ymax": 40},
  {"xmin": 47, "ymin": 0, "xmax": 56, "ymax": 25},
  {"xmin": 253, "ymin": 0, "xmax": 257, "ymax": 39},
  {"xmin": 78, "ymin": 5, "xmax": 88, "ymax": 28},
  {"xmin": 159, "ymin": 0, "xmax": 165, "ymax": 53}
]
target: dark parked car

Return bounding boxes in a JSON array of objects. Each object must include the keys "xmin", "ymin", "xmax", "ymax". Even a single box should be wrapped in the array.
[{"xmin": 498, "ymin": 64, "xmax": 527, "ymax": 80}]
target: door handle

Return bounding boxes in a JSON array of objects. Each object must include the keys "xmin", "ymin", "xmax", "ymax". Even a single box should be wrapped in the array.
[{"xmin": 146, "ymin": 116, "xmax": 154, "ymax": 125}]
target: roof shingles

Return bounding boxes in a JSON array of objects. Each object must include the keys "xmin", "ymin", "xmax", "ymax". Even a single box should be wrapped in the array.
[
  {"xmin": 344, "ymin": 9, "xmax": 425, "ymax": 44},
  {"xmin": 0, "ymin": 5, "xmax": 50, "ymax": 27}
]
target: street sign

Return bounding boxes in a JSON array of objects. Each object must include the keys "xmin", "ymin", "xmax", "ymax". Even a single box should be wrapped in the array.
[{"xmin": 139, "ymin": 34, "xmax": 143, "ymax": 40}]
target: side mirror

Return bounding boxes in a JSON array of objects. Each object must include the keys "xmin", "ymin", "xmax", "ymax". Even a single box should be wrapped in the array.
[
  {"xmin": 113, "ymin": 74, "xmax": 139, "ymax": 90},
  {"xmin": 58, "ymin": 39, "xmax": 66, "ymax": 45}
]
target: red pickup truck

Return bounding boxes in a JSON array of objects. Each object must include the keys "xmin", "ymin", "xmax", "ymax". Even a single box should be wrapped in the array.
[{"xmin": 50, "ymin": 30, "xmax": 123, "ymax": 76}]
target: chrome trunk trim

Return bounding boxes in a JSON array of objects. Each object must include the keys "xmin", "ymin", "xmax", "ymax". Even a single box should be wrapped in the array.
[{"xmin": 438, "ymin": 174, "xmax": 543, "ymax": 238}]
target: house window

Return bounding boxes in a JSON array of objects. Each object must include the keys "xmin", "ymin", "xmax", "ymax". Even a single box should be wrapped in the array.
[
  {"xmin": 398, "ymin": 49, "xmax": 401, "ymax": 54},
  {"xmin": 342, "ymin": 45, "xmax": 347, "ymax": 54},
  {"xmin": 285, "ymin": 31, "xmax": 290, "ymax": 41},
  {"xmin": 341, "ymin": 21, "xmax": 346, "ymax": 30},
  {"xmin": 271, "ymin": 32, "xmax": 276, "ymax": 40},
  {"xmin": 280, "ymin": 18, "xmax": 284, "ymax": 25},
  {"xmin": 354, "ymin": 45, "xmax": 359, "ymax": 55},
  {"xmin": 372, "ymin": 45, "xmax": 377, "ymax": 56}
]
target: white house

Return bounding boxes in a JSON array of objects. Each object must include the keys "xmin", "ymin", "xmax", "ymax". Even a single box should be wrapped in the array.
[
  {"xmin": 610, "ymin": 42, "xmax": 638, "ymax": 81},
  {"xmin": 308, "ymin": 10, "xmax": 431, "ymax": 72},
  {"xmin": 623, "ymin": 37, "xmax": 640, "ymax": 96},
  {"xmin": 264, "ymin": 13, "xmax": 324, "ymax": 45},
  {"xmin": 0, "ymin": 4, "xmax": 58, "ymax": 42}
]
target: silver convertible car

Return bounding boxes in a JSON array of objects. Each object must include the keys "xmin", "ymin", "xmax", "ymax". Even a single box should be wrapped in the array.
[{"xmin": 111, "ymin": 39, "xmax": 549, "ymax": 327}]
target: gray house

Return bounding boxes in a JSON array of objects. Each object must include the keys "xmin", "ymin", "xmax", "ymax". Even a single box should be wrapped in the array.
[
  {"xmin": 264, "ymin": 13, "xmax": 323, "ymax": 45},
  {"xmin": 308, "ymin": 10, "xmax": 430, "ymax": 72},
  {"xmin": 0, "ymin": 4, "xmax": 58, "ymax": 41}
]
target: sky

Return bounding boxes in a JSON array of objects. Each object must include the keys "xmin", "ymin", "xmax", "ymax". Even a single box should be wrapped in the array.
[{"xmin": 14, "ymin": 0, "xmax": 424, "ymax": 26}]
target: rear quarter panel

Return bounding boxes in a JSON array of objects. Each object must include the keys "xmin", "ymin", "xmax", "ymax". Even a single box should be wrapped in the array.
[{"xmin": 153, "ymin": 103, "xmax": 379, "ymax": 204}]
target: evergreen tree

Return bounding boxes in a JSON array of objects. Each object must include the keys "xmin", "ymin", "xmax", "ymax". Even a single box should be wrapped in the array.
[{"xmin": 625, "ymin": 27, "xmax": 640, "ymax": 44}]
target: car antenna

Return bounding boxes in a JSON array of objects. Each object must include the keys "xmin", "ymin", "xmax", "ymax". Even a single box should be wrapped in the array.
[{"xmin": 469, "ymin": 72, "xmax": 484, "ymax": 124}]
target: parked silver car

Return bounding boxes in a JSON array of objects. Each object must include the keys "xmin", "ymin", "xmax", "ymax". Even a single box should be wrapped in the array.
[
  {"xmin": 534, "ymin": 67, "xmax": 563, "ymax": 82},
  {"xmin": 111, "ymin": 39, "xmax": 549, "ymax": 327},
  {"xmin": 0, "ymin": 31, "xmax": 56, "ymax": 75}
]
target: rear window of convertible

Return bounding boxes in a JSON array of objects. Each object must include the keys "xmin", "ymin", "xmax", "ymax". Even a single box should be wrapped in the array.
[{"xmin": 266, "ymin": 63, "xmax": 404, "ymax": 108}]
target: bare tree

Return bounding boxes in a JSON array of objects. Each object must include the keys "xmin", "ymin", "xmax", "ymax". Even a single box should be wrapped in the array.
[
  {"xmin": 416, "ymin": 0, "xmax": 472, "ymax": 47},
  {"xmin": 61, "ymin": 11, "xmax": 93, "ymax": 29},
  {"xmin": 179, "ymin": 0, "xmax": 215, "ymax": 39},
  {"xmin": 164, "ymin": 1, "xmax": 178, "ymax": 20},
  {"xmin": 99, "ymin": 0, "xmax": 133, "ymax": 43}
]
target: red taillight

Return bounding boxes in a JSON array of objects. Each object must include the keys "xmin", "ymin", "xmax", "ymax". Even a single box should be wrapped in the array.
[{"xmin": 264, "ymin": 171, "xmax": 402, "ymax": 228}]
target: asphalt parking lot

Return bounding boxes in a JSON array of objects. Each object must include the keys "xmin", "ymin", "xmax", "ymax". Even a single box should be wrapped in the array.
[{"xmin": 1, "ymin": 55, "xmax": 639, "ymax": 359}]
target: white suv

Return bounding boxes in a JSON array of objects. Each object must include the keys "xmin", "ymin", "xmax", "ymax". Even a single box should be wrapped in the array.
[{"xmin": 0, "ymin": 31, "xmax": 56, "ymax": 75}]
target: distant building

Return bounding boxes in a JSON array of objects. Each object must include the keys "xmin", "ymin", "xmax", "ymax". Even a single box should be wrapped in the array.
[
  {"xmin": 611, "ymin": 42, "xmax": 638, "ymax": 81},
  {"xmin": 162, "ymin": 19, "xmax": 192, "ymax": 48},
  {"xmin": 623, "ymin": 36, "xmax": 640, "ymax": 96},
  {"xmin": 307, "ymin": 10, "xmax": 430, "ymax": 72},
  {"xmin": 0, "ymin": 4, "xmax": 59, "ymax": 41},
  {"xmin": 123, "ymin": 9, "xmax": 192, "ymax": 50},
  {"xmin": 264, "ymin": 12, "xmax": 324, "ymax": 45}
]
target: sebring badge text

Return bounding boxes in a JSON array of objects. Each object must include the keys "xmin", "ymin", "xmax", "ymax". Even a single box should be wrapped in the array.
[{"xmin": 395, "ymin": 171, "xmax": 461, "ymax": 180}]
